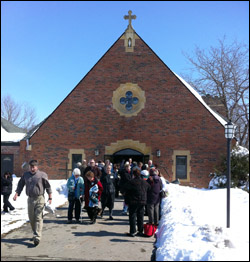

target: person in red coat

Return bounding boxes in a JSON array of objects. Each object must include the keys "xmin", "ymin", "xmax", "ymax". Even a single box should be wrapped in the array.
[{"xmin": 84, "ymin": 171, "xmax": 103, "ymax": 224}]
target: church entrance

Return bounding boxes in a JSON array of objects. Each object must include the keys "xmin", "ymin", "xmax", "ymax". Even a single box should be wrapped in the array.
[{"xmin": 105, "ymin": 148, "xmax": 149, "ymax": 165}]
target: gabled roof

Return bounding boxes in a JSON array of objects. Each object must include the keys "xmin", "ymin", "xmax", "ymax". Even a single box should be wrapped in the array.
[
  {"xmin": 1, "ymin": 117, "xmax": 26, "ymax": 142},
  {"xmin": 1, "ymin": 117, "xmax": 26, "ymax": 133},
  {"xmin": 24, "ymin": 29, "xmax": 228, "ymax": 140},
  {"xmin": 22, "ymin": 117, "xmax": 48, "ymax": 140},
  {"xmin": 123, "ymin": 30, "xmax": 228, "ymax": 127},
  {"xmin": 174, "ymin": 74, "xmax": 227, "ymax": 126}
]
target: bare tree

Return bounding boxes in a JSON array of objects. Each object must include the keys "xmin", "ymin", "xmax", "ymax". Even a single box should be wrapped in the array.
[
  {"xmin": 1, "ymin": 94, "xmax": 38, "ymax": 132},
  {"xmin": 182, "ymin": 37, "xmax": 249, "ymax": 148}
]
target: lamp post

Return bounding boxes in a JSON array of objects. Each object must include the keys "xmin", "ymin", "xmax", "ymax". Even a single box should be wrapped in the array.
[
  {"xmin": 95, "ymin": 149, "xmax": 99, "ymax": 156},
  {"xmin": 156, "ymin": 149, "xmax": 161, "ymax": 157},
  {"xmin": 225, "ymin": 120, "xmax": 235, "ymax": 228}
]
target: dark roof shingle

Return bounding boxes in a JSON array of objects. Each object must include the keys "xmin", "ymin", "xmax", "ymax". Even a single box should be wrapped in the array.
[{"xmin": 1, "ymin": 117, "xmax": 26, "ymax": 133}]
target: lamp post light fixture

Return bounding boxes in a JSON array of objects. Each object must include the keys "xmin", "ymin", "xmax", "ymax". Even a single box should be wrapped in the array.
[
  {"xmin": 95, "ymin": 149, "xmax": 99, "ymax": 156},
  {"xmin": 225, "ymin": 119, "xmax": 235, "ymax": 228},
  {"xmin": 156, "ymin": 149, "xmax": 161, "ymax": 157}
]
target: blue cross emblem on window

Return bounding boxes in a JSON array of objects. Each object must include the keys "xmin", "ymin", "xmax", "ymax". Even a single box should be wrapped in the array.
[{"xmin": 120, "ymin": 91, "xmax": 139, "ymax": 111}]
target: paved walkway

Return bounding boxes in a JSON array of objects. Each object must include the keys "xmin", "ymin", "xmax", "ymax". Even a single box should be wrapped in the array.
[{"xmin": 1, "ymin": 198, "xmax": 156, "ymax": 261}]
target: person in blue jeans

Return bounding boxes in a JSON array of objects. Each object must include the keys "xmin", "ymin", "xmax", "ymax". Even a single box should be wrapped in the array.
[{"xmin": 66, "ymin": 168, "xmax": 85, "ymax": 223}]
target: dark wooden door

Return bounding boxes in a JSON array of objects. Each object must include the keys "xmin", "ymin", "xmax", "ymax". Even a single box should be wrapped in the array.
[{"xmin": 1, "ymin": 154, "xmax": 14, "ymax": 175}]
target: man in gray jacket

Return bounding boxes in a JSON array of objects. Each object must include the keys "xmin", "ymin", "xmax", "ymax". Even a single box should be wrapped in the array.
[{"xmin": 13, "ymin": 160, "xmax": 52, "ymax": 246}]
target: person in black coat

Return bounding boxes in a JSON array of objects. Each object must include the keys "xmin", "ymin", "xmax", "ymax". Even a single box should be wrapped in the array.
[
  {"xmin": 83, "ymin": 159, "xmax": 102, "ymax": 181},
  {"xmin": 1, "ymin": 171, "xmax": 15, "ymax": 212},
  {"xmin": 100, "ymin": 164, "xmax": 116, "ymax": 220},
  {"xmin": 146, "ymin": 168, "xmax": 162, "ymax": 226},
  {"xmin": 119, "ymin": 163, "xmax": 132, "ymax": 214},
  {"xmin": 123, "ymin": 168, "xmax": 151, "ymax": 237}
]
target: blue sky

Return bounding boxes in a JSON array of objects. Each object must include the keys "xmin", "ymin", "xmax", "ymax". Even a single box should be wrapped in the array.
[{"xmin": 1, "ymin": 1, "xmax": 249, "ymax": 123}]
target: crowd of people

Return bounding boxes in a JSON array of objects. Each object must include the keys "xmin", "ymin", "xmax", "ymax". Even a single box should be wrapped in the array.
[
  {"xmin": 67, "ymin": 158, "xmax": 168, "ymax": 237},
  {"xmin": 1, "ymin": 157, "xmax": 168, "ymax": 247}
]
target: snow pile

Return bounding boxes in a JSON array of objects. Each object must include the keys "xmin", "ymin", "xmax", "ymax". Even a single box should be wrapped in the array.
[
  {"xmin": 1, "ymin": 127, "xmax": 26, "ymax": 142},
  {"xmin": 155, "ymin": 184, "xmax": 249, "ymax": 261}
]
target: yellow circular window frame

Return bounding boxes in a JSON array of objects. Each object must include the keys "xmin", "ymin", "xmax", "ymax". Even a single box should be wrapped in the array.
[{"xmin": 112, "ymin": 83, "xmax": 146, "ymax": 117}]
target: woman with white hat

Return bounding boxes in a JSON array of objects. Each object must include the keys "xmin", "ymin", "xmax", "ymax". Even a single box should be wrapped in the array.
[{"xmin": 66, "ymin": 168, "xmax": 85, "ymax": 224}]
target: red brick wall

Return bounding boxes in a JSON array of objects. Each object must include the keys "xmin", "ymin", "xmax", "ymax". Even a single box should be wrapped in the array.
[
  {"xmin": 1, "ymin": 145, "xmax": 22, "ymax": 176},
  {"xmin": 19, "ymin": 34, "xmax": 227, "ymax": 187}
]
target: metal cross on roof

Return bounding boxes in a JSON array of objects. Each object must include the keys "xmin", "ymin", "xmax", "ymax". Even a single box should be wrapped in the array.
[{"xmin": 124, "ymin": 10, "xmax": 136, "ymax": 28}]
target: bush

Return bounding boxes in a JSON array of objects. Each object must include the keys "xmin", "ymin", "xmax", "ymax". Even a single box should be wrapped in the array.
[
  {"xmin": 231, "ymin": 153, "xmax": 249, "ymax": 187},
  {"xmin": 211, "ymin": 145, "xmax": 249, "ymax": 191},
  {"xmin": 208, "ymin": 173, "xmax": 227, "ymax": 189}
]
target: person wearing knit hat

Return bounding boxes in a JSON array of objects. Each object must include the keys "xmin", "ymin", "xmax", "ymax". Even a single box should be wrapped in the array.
[
  {"xmin": 66, "ymin": 168, "xmax": 85, "ymax": 224},
  {"xmin": 123, "ymin": 168, "xmax": 151, "ymax": 237},
  {"xmin": 73, "ymin": 168, "xmax": 81, "ymax": 176},
  {"xmin": 141, "ymin": 164, "xmax": 149, "ymax": 180},
  {"xmin": 141, "ymin": 169, "xmax": 149, "ymax": 180}
]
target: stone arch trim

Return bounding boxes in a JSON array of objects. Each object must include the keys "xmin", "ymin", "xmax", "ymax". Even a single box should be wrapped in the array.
[{"xmin": 105, "ymin": 139, "xmax": 152, "ymax": 159}]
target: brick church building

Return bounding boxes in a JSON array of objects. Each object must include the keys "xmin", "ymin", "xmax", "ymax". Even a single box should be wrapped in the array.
[{"xmin": 19, "ymin": 11, "xmax": 228, "ymax": 188}]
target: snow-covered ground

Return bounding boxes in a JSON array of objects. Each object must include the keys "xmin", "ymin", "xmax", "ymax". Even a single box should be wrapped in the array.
[
  {"xmin": 155, "ymin": 184, "xmax": 249, "ymax": 261},
  {"xmin": 1, "ymin": 178, "xmax": 249, "ymax": 261},
  {"xmin": 1, "ymin": 179, "xmax": 68, "ymax": 235}
]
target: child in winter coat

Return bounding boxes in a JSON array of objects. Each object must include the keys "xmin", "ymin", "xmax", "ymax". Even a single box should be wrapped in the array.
[{"xmin": 85, "ymin": 171, "xmax": 103, "ymax": 224}]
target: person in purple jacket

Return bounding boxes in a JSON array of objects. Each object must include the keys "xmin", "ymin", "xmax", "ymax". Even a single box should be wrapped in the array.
[{"xmin": 146, "ymin": 168, "xmax": 162, "ymax": 226}]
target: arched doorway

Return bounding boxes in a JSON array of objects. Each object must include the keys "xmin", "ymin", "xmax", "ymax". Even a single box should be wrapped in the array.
[
  {"xmin": 104, "ymin": 139, "xmax": 152, "ymax": 164},
  {"xmin": 112, "ymin": 148, "xmax": 149, "ymax": 165}
]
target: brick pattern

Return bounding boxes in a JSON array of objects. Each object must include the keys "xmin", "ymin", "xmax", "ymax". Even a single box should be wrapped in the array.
[
  {"xmin": 19, "ymin": 34, "xmax": 226, "ymax": 187},
  {"xmin": 1, "ymin": 145, "xmax": 22, "ymax": 176}
]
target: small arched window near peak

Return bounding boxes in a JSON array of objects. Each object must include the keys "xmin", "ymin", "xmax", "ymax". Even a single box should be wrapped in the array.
[{"xmin": 128, "ymin": 38, "xmax": 132, "ymax": 47}]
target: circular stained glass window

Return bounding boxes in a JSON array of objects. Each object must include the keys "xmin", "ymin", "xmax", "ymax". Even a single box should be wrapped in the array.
[{"xmin": 120, "ymin": 91, "xmax": 139, "ymax": 111}]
